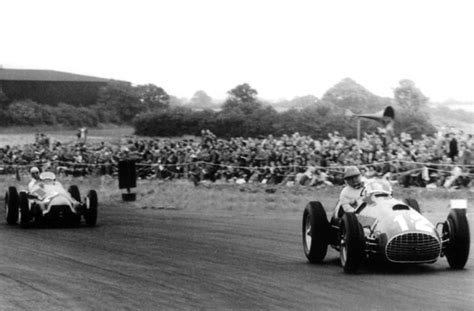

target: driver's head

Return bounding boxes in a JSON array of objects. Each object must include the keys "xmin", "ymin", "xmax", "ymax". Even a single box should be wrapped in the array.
[
  {"xmin": 344, "ymin": 166, "xmax": 362, "ymax": 189},
  {"xmin": 30, "ymin": 167, "xmax": 40, "ymax": 180}
]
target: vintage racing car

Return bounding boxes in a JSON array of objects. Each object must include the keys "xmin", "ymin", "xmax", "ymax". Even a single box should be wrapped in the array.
[
  {"xmin": 302, "ymin": 178, "xmax": 470, "ymax": 273},
  {"xmin": 5, "ymin": 171, "xmax": 98, "ymax": 227}
]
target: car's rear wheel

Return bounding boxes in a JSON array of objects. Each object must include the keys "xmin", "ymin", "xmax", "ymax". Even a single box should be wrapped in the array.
[
  {"xmin": 302, "ymin": 201, "xmax": 329, "ymax": 263},
  {"xmin": 68, "ymin": 185, "xmax": 81, "ymax": 202},
  {"xmin": 404, "ymin": 198, "xmax": 421, "ymax": 214},
  {"xmin": 443, "ymin": 209, "xmax": 470, "ymax": 269},
  {"xmin": 84, "ymin": 190, "xmax": 98, "ymax": 227},
  {"xmin": 340, "ymin": 212, "xmax": 365, "ymax": 273},
  {"xmin": 5, "ymin": 187, "xmax": 19, "ymax": 225},
  {"xmin": 18, "ymin": 192, "xmax": 31, "ymax": 228}
]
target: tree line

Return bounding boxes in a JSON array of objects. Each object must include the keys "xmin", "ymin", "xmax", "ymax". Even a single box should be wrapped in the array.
[
  {"xmin": 134, "ymin": 79, "xmax": 436, "ymax": 139},
  {"xmin": 0, "ymin": 77, "xmax": 439, "ymax": 139}
]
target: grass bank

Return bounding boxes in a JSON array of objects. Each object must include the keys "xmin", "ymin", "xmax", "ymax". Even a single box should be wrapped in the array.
[{"xmin": 2, "ymin": 174, "xmax": 473, "ymax": 216}]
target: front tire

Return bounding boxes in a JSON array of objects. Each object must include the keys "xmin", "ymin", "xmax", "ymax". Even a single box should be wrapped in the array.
[
  {"xmin": 340, "ymin": 212, "xmax": 365, "ymax": 273},
  {"xmin": 5, "ymin": 187, "xmax": 19, "ymax": 225},
  {"xmin": 84, "ymin": 190, "xmax": 98, "ymax": 227},
  {"xmin": 444, "ymin": 209, "xmax": 470, "ymax": 269},
  {"xmin": 302, "ymin": 201, "xmax": 329, "ymax": 263},
  {"xmin": 18, "ymin": 192, "xmax": 31, "ymax": 228}
]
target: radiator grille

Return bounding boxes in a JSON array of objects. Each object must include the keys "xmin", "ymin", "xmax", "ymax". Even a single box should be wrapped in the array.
[{"xmin": 386, "ymin": 232, "xmax": 440, "ymax": 263}]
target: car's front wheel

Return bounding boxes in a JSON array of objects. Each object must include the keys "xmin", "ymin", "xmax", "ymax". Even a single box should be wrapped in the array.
[
  {"xmin": 5, "ymin": 187, "xmax": 19, "ymax": 225},
  {"xmin": 340, "ymin": 212, "xmax": 365, "ymax": 273},
  {"xmin": 18, "ymin": 192, "xmax": 31, "ymax": 228},
  {"xmin": 302, "ymin": 201, "xmax": 329, "ymax": 263},
  {"xmin": 443, "ymin": 209, "xmax": 470, "ymax": 269},
  {"xmin": 84, "ymin": 190, "xmax": 98, "ymax": 227}
]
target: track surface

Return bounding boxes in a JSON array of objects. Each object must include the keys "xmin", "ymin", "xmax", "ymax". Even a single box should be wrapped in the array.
[{"xmin": 0, "ymin": 203, "xmax": 473, "ymax": 310}]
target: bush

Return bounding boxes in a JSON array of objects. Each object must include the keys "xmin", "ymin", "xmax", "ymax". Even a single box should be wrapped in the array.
[
  {"xmin": 7, "ymin": 100, "xmax": 55, "ymax": 125},
  {"xmin": 3, "ymin": 100, "xmax": 99, "ymax": 127},
  {"xmin": 134, "ymin": 107, "xmax": 204, "ymax": 137},
  {"xmin": 395, "ymin": 108, "xmax": 436, "ymax": 139}
]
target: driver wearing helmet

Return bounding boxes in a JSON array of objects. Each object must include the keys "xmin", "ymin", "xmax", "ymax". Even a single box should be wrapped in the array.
[
  {"xmin": 333, "ymin": 166, "xmax": 365, "ymax": 219},
  {"xmin": 28, "ymin": 166, "xmax": 41, "ymax": 191}
]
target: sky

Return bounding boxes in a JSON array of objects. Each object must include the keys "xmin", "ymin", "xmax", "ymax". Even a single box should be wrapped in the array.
[{"xmin": 1, "ymin": 0, "xmax": 474, "ymax": 103}]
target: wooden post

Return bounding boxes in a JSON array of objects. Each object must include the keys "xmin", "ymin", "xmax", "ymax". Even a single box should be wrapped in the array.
[{"xmin": 357, "ymin": 118, "xmax": 361, "ymax": 142}]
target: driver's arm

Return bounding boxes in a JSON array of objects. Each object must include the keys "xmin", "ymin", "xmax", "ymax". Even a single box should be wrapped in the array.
[
  {"xmin": 28, "ymin": 179, "xmax": 38, "ymax": 191},
  {"xmin": 339, "ymin": 187, "xmax": 362, "ymax": 213}
]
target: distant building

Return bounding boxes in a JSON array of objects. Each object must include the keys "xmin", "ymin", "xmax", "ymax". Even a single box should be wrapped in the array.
[{"xmin": 0, "ymin": 68, "xmax": 111, "ymax": 106}]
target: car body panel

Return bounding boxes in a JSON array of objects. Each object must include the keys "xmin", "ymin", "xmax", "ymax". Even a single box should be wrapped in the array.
[
  {"xmin": 31, "ymin": 182, "xmax": 78, "ymax": 215},
  {"xmin": 359, "ymin": 197, "xmax": 439, "ymax": 240}
]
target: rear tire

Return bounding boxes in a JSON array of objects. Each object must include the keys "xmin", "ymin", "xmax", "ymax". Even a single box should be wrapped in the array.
[
  {"xmin": 404, "ymin": 198, "xmax": 421, "ymax": 214},
  {"xmin": 5, "ymin": 187, "xmax": 19, "ymax": 225},
  {"xmin": 84, "ymin": 190, "xmax": 98, "ymax": 227},
  {"xmin": 444, "ymin": 209, "xmax": 470, "ymax": 269},
  {"xmin": 18, "ymin": 192, "xmax": 31, "ymax": 228},
  {"xmin": 340, "ymin": 212, "xmax": 365, "ymax": 273},
  {"xmin": 302, "ymin": 201, "xmax": 329, "ymax": 263}
]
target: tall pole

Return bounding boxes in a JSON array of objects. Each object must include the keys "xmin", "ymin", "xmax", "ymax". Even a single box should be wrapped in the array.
[{"xmin": 357, "ymin": 118, "xmax": 361, "ymax": 142}]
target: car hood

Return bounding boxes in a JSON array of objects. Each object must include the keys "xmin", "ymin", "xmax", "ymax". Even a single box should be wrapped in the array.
[
  {"xmin": 358, "ymin": 197, "xmax": 439, "ymax": 239},
  {"xmin": 31, "ymin": 182, "xmax": 74, "ymax": 206}
]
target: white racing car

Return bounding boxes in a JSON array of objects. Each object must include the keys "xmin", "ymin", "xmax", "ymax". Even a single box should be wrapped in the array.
[
  {"xmin": 5, "ymin": 172, "xmax": 98, "ymax": 228},
  {"xmin": 302, "ymin": 179, "xmax": 470, "ymax": 273}
]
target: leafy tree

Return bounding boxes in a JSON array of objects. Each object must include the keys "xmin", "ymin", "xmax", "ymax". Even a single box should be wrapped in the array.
[
  {"xmin": 53, "ymin": 103, "xmax": 97, "ymax": 127},
  {"xmin": 272, "ymin": 109, "xmax": 302, "ymax": 136},
  {"xmin": 213, "ymin": 112, "xmax": 246, "ymax": 137},
  {"xmin": 7, "ymin": 100, "xmax": 55, "ymax": 125},
  {"xmin": 0, "ymin": 87, "xmax": 10, "ymax": 106},
  {"xmin": 97, "ymin": 81, "xmax": 143, "ymax": 123},
  {"xmin": 394, "ymin": 79, "xmax": 428, "ymax": 111},
  {"xmin": 169, "ymin": 95, "xmax": 187, "ymax": 108},
  {"xmin": 222, "ymin": 83, "xmax": 262, "ymax": 115},
  {"xmin": 242, "ymin": 105, "xmax": 279, "ymax": 137},
  {"xmin": 135, "ymin": 84, "xmax": 170, "ymax": 111},
  {"xmin": 321, "ymin": 78, "xmax": 389, "ymax": 113},
  {"xmin": 395, "ymin": 108, "xmax": 436, "ymax": 138},
  {"xmin": 190, "ymin": 90, "xmax": 213, "ymax": 109},
  {"xmin": 272, "ymin": 95, "xmax": 318, "ymax": 111}
]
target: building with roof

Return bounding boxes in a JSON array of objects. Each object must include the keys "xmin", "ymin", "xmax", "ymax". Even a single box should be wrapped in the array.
[{"xmin": 0, "ymin": 68, "xmax": 111, "ymax": 106}]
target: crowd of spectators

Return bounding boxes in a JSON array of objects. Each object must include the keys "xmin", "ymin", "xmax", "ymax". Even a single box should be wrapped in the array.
[{"xmin": 0, "ymin": 127, "xmax": 473, "ymax": 190}]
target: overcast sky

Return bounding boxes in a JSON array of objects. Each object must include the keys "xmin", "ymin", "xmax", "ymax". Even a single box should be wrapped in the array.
[{"xmin": 1, "ymin": 0, "xmax": 474, "ymax": 102}]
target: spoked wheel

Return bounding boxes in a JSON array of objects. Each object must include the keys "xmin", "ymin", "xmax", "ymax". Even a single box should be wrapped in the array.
[
  {"xmin": 340, "ymin": 212, "xmax": 365, "ymax": 273},
  {"xmin": 302, "ymin": 201, "xmax": 329, "ymax": 263},
  {"xmin": 18, "ymin": 192, "xmax": 31, "ymax": 228},
  {"xmin": 5, "ymin": 187, "xmax": 19, "ymax": 225},
  {"xmin": 443, "ymin": 209, "xmax": 470, "ymax": 269},
  {"xmin": 84, "ymin": 190, "xmax": 98, "ymax": 227}
]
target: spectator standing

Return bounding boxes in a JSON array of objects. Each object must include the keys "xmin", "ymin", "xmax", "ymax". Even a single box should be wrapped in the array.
[{"xmin": 448, "ymin": 133, "xmax": 459, "ymax": 162}]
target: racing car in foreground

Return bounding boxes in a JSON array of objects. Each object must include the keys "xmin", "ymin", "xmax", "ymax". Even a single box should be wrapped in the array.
[
  {"xmin": 303, "ymin": 179, "xmax": 470, "ymax": 273},
  {"xmin": 5, "ymin": 172, "xmax": 98, "ymax": 228}
]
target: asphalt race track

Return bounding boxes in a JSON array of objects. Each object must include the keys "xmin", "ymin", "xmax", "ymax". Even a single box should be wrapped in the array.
[{"xmin": 0, "ymin": 203, "xmax": 473, "ymax": 310}]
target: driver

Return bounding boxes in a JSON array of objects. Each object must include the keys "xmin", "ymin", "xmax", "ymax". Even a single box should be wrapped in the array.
[
  {"xmin": 333, "ymin": 166, "xmax": 365, "ymax": 219},
  {"xmin": 28, "ymin": 166, "xmax": 41, "ymax": 191}
]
